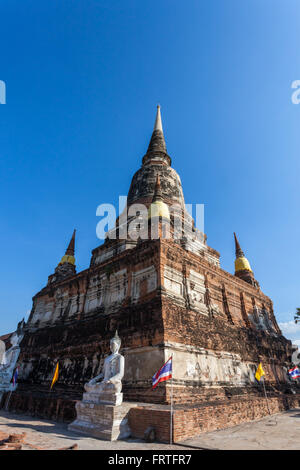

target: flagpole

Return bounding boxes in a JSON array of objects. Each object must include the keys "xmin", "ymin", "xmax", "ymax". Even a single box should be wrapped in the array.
[
  {"xmin": 170, "ymin": 355, "xmax": 173, "ymax": 445},
  {"xmin": 5, "ymin": 366, "xmax": 18, "ymax": 411},
  {"xmin": 262, "ymin": 377, "xmax": 271, "ymax": 415}
]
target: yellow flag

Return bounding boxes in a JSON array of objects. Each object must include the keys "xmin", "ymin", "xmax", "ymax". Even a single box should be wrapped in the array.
[
  {"xmin": 255, "ymin": 363, "xmax": 265, "ymax": 382},
  {"xmin": 50, "ymin": 363, "xmax": 59, "ymax": 390}
]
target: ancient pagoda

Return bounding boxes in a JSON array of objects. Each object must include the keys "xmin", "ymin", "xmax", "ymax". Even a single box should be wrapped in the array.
[{"xmin": 3, "ymin": 106, "xmax": 297, "ymax": 442}]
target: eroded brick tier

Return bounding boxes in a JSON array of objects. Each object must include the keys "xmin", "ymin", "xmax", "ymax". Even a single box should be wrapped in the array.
[{"xmin": 5, "ymin": 106, "xmax": 296, "ymax": 440}]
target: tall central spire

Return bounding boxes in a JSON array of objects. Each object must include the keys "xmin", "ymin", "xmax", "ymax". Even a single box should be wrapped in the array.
[
  {"xmin": 65, "ymin": 229, "xmax": 76, "ymax": 257},
  {"xmin": 153, "ymin": 104, "xmax": 163, "ymax": 133},
  {"xmin": 127, "ymin": 104, "xmax": 184, "ymax": 208},
  {"xmin": 147, "ymin": 105, "xmax": 167, "ymax": 153},
  {"xmin": 143, "ymin": 105, "xmax": 171, "ymax": 166}
]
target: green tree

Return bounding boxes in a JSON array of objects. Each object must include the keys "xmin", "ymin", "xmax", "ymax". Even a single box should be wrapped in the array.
[{"xmin": 294, "ymin": 308, "xmax": 300, "ymax": 324}]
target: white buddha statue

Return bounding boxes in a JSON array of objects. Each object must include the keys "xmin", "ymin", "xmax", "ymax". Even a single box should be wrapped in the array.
[
  {"xmin": 0, "ymin": 331, "xmax": 23, "ymax": 388},
  {"xmin": 0, "ymin": 340, "xmax": 5, "ymax": 366},
  {"xmin": 84, "ymin": 331, "xmax": 124, "ymax": 404}
]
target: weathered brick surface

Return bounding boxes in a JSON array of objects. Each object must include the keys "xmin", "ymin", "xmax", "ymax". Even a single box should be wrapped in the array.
[
  {"xmin": 129, "ymin": 407, "xmax": 172, "ymax": 443},
  {"xmin": 173, "ymin": 394, "xmax": 300, "ymax": 442},
  {"xmin": 2, "ymin": 387, "xmax": 77, "ymax": 423},
  {"xmin": 128, "ymin": 394, "xmax": 300, "ymax": 443}
]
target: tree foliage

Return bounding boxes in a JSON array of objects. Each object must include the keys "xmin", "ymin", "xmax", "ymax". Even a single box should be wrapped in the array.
[{"xmin": 294, "ymin": 308, "xmax": 300, "ymax": 324}]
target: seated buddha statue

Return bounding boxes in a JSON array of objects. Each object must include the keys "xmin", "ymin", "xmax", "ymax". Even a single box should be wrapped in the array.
[{"xmin": 84, "ymin": 331, "xmax": 124, "ymax": 397}]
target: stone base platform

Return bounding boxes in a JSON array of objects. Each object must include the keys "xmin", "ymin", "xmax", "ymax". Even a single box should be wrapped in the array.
[
  {"xmin": 82, "ymin": 390, "xmax": 123, "ymax": 406},
  {"xmin": 68, "ymin": 401, "xmax": 137, "ymax": 441}
]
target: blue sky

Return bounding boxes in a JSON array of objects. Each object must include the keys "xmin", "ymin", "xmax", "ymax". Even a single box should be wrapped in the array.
[{"xmin": 0, "ymin": 1, "xmax": 299, "ymax": 341}]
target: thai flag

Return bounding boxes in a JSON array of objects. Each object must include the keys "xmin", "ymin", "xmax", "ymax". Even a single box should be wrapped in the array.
[
  {"xmin": 288, "ymin": 366, "xmax": 300, "ymax": 379},
  {"xmin": 12, "ymin": 367, "xmax": 19, "ymax": 387},
  {"xmin": 152, "ymin": 357, "xmax": 172, "ymax": 389}
]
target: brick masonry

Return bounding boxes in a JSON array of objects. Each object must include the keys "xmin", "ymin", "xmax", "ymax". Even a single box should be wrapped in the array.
[{"xmin": 128, "ymin": 394, "xmax": 300, "ymax": 443}]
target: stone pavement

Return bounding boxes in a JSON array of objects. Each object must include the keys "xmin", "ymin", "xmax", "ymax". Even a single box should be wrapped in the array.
[
  {"xmin": 1, "ymin": 408, "xmax": 300, "ymax": 450},
  {"xmin": 0, "ymin": 410, "xmax": 192, "ymax": 450},
  {"xmin": 180, "ymin": 408, "xmax": 300, "ymax": 450}
]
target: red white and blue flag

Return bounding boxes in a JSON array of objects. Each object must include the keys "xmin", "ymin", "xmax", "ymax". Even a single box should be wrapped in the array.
[
  {"xmin": 12, "ymin": 367, "xmax": 19, "ymax": 387},
  {"xmin": 288, "ymin": 366, "xmax": 300, "ymax": 379},
  {"xmin": 152, "ymin": 356, "xmax": 172, "ymax": 389}
]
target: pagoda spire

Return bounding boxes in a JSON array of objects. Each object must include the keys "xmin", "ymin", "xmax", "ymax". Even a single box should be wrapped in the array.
[
  {"xmin": 234, "ymin": 232, "xmax": 252, "ymax": 274},
  {"xmin": 147, "ymin": 105, "xmax": 167, "ymax": 153},
  {"xmin": 47, "ymin": 230, "xmax": 77, "ymax": 284},
  {"xmin": 58, "ymin": 229, "xmax": 76, "ymax": 267},
  {"xmin": 143, "ymin": 105, "xmax": 171, "ymax": 166},
  {"xmin": 153, "ymin": 104, "xmax": 163, "ymax": 133},
  {"xmin": 233, "ymin": 232, "xmax": 259, "ymax": 288},
  {"xmin": 234, "ymin": 232, "xmax": 245, "ymax": 259},
  {"xmin": 65, "ymin": 229, "xmax": 76, "ymax": 257}
]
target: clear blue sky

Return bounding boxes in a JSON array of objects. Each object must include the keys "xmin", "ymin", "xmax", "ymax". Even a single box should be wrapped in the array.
[{"xmin": 0, "ymin": 1, "xmax": 299, "ymax": 341}]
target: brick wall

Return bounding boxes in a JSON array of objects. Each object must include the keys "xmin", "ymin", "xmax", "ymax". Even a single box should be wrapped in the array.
[
  {"xmin": 2, "ymin": 388, "xmax": 77, "ymax": 423},
  {"xmin": 128, "ymin": 406, "xmax": 171, "ymax": 443},
  {"xmin": 128, "ymin": 394, "xmax": 300, "ymax": 443}
]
